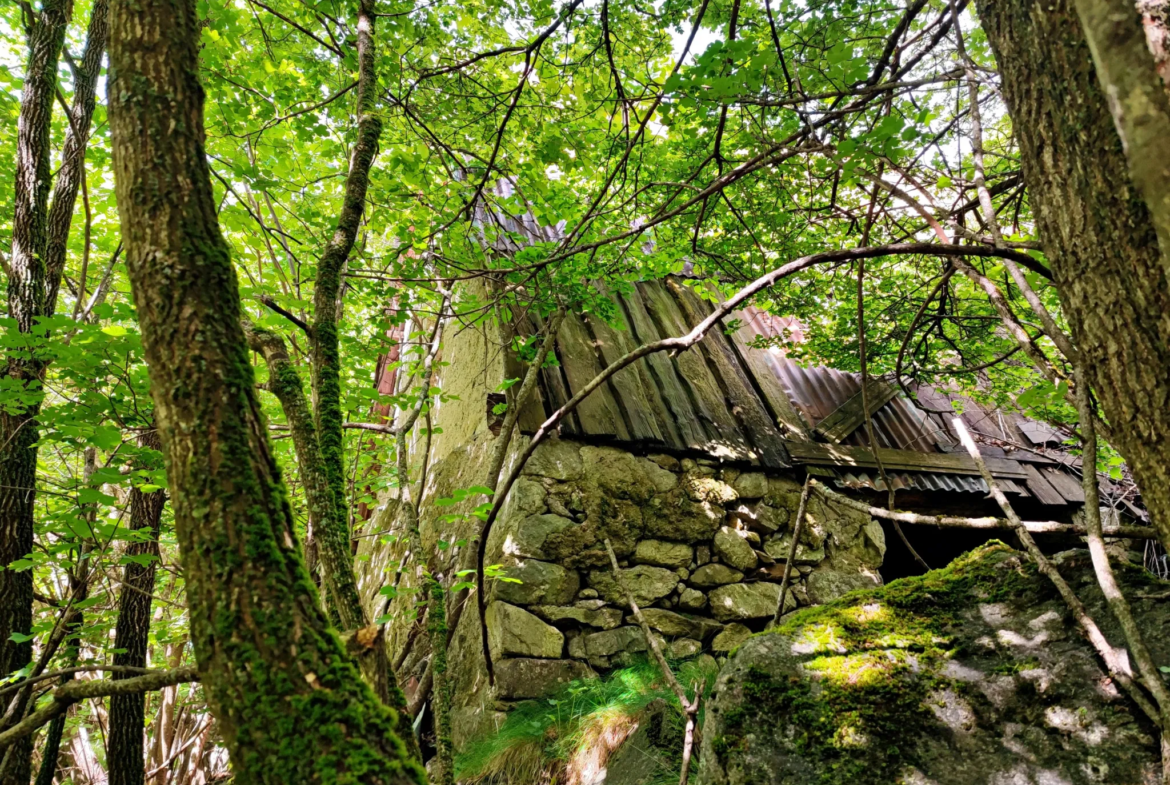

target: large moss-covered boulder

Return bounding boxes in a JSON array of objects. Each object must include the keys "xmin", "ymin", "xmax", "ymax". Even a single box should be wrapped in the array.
[{"xmin": 699, "ymin": 544, "xmax": 1170, "ymax": 785}]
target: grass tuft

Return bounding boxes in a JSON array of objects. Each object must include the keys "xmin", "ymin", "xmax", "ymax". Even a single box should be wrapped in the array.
[{"xmin": 456, "ymin": 657, "xmax": 719, "ymax": 785}]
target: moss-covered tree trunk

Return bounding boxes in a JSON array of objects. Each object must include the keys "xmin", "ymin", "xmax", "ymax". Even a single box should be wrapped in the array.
[
  {"xmin": 245, "ymin": 325, "xmax": 419, "ymax": 757},
  {"xmin": 973, "ymin": 0, "xmax": 1170, "ymax": 553},
  {"xmin": 310, "ymin": 0, "xmax": 383, "ymax": 536},
  {"xmin": 106, "ymin": 2, "xmax": 423, "ymax": 781},
  {"xmin": 107, "ymin": 429, "xmax": 166, "ymax": 785}
]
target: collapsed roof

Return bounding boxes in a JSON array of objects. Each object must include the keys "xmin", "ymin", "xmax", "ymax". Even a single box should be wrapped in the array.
[{"xmin": 504, "ymin": 275, "xmax": 1137, "ymax": 519}]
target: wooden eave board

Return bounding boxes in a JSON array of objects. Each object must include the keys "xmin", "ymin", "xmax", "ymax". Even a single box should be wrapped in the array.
[
  {"xmin": 666, "ymin": 279, "xmax": 790, "ymax": 468},
  {"xmin": 1038, "ymin": 465, "xmax": 1086, "ymax": 503},
  {"xmin": 530, "ymin": 311, "xmax": 580, "ymax": 436},
  {"xmin": 637, "ymin": 281, "xmax": 756, "ymax": 461},
  {"xmin": 697, "ymin": 282, "xmax": 813, "ymax": 440},
  {"xmin": 785, "ymin": 440, "xmax": 1029, "ymax": 479},
  {"xmin": 814, "ymin": 379, "xmax": 900, "ymax": 443},
  {"xmin": 618, "ymin": 285, "xmax": 711, "ymax": 450}
]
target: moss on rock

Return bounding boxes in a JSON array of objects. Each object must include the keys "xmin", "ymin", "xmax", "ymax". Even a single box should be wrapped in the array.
[{"xmin": 699, "ymin": 543, "xmax": 1170, "ymax": 785}]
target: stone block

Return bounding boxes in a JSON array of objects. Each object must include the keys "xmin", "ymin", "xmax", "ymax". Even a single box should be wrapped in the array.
[
  {"xmin": 568, "ymin": 626, "xmax": 648, "ymax": 660},
  {"xmin": 643, "ymin": 494, "xmax": 723, "ymax": 543},
  {"xmin": 523, "ymin": 439, "xmax": 583, "ymax": 481},
  {"xmin": 633, "ymin": 539, "xmax": 693, "ymax": 568},
  {"xmin": 714, "ymin": 526, "xmax": 759, "ymax": 571},
  {"xmin": 510, "ymin": 478, "xmax": 548, "ymax": 516},
  {"xmin": 689, "ymin": 563, "xmax": 744, "ymax": 588},
  {"xmin": 763, "ymin": 534, "xmax": 825, "ymax": 565},
  {"xmin": 678, "ymin": 588, "xmax": 708, "ymax": 611},
  {"xmin": 710, "ymin": 622, "xmax": 753, "ymax": 652},
  {"xmin": 505, "ymin": 513, "xmax": 576, "ymax": 560},
  {"xmin": 494, "ymin": 658, "xmax": 596, "ymax": 700},
  {"xmin": 487, "ymin": 602, "xmax": 565, "ymax": 659},
  {"xmin": 733, "ymin": 472, "xmax": 769, "ymax": 500},
  {"xmin": 636, "ymin": 608, "xmax": 724, "ymax": 640},
  {"xmin": 531, "ymin": 604, "xmax": 623, "ymax": 630},
  {"xmin": 493, "ymin": 559, "xmax": 580, "ymax": 606},
  {"xmin": 709, "ymin": 582, "xmax": 791, "ymax": 621},
  {"xmin": 669, "ymin": 638, "xmax": 703, "ymax": 659},
  {"xmin": 806, "ymin": 566, "xmax": 882, "ymax": 604},
  {"xmin": 588, "ymin": 565, "xmax": 679, "ymax": 605}
]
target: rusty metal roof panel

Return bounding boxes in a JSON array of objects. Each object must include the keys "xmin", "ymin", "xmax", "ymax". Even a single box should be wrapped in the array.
[{"xmin": 827, "ymin": 469, "xmax": 1027, "ymax": 495}]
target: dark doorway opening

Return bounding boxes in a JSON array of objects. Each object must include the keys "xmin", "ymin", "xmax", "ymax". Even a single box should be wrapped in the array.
[{"xmin": 877, "ymin": 520, "xmax": 1008, "ymax": 582}]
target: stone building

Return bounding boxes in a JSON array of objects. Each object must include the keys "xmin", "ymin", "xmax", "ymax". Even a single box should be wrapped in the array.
[{"xmin": 354, "ymin": 275, "xmax": 1131, "ymax": 749}]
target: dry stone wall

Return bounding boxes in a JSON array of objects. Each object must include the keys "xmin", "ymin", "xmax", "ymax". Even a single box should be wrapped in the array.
[
  {"xmin": 356, "ymin": 434, "xmax": 889, "ymax": 748},
  {"xmin": 483, "ymin": 439, "xmax": 888, "ymax": 696}
]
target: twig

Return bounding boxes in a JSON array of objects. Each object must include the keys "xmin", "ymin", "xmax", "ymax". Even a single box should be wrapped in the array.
[
  {"xmin": 256, "ymin": 294, "xmax": 312, "ymax": 337},
  {"xmin": 770, "ymin": 477, "xmax": 811, "ymax": 628}
]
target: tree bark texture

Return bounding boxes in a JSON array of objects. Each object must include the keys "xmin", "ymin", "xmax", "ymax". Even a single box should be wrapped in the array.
[
  {"xmin": 106, "ymin": 2, "xmax": 422, "ymax": 782},
  {"xmin": 974, "ymin": 0, "xmax": 1170, "ymax": 553},
  {"xmin": 1071, "ymin": 0, "xmax": 1170, "ymax": 271},
  {"xmin": 0, "ymin": 5, "xmax": 71, "ymax": 783},
  {"xmin": 108, "ymin": 430, "xmax": 166, "ymax": 785}
]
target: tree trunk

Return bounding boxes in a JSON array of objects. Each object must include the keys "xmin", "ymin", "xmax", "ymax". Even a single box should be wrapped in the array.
[
  {"xmin": 107, "ymin": 430, "xmax": 166, "ymax": 785},
  {"xmin": 0, "ymin": 5, "xmax": 71, "ymax": 783},
  {"xmin": 310, "ymin": 0, "xmax": 383, "ymax": 535},
  {"xmin": 973, "ymin": 0, "xmax": 1170, "ymax": 552},
  {"xmin": 45, "ymin": 0, "xmax": 110, "ymax": 316},
  {"xmin": 106, "ymin": 2, "xmax": 422, "ymax": 782},
  {"xmin": 245, "ymin": 325, "xmax": 419, "ymax": 757}
]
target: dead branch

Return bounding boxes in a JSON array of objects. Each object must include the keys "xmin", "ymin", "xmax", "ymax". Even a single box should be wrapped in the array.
[
  {"xmin": 807, "ymin": 479, "xmax": 1158, "ymax": 539},
  {"xmin": 603, "ymin": 539, "xmax": 700, "ymax": 785},
  {"xmin": 0, "ymin": 667, "xmax": 199, "ymax": 750},
  {"xmin": 770, "ymin": 477, "xmax": 811, "ymax": 628}
]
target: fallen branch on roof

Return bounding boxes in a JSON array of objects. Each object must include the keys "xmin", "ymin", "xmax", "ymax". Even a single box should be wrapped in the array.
[{"xmin": 808, "ymin": 479, "xmax": 1157, "ymax": 539}]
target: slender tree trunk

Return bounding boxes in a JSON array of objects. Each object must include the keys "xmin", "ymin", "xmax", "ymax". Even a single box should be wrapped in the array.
[
  {"xmin": 310, "ymin": 0, "xmax": 383, "ymax": 533},
  {"xmin": 35, "ymin": 449, "xmax": 97, "ymax": 785},
  {"xmin": 106, "ymin": 2, "xmax": 422, "ymax": 781},
  {"xmin": 108, "ymin": 430, "xmax": 167, "ymax": 785},
  {"xmin": 45, "ymin": 0, "xmax": 110, "ymax": 316},
  {"xmin": 973, "ymin": 0, "xmax": 1170, "ymax": 553},
  {"xmin": 244, "ymin": 325, "xmax": 419, "ymax": 757},
  {"xmin": 0, "ymin": 6, "xmax": 71, "ymax": 783}
]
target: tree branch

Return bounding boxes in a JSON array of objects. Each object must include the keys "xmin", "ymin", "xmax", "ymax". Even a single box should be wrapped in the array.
[{"xmin": 0, "ymin": 666, "xmax": 199, "ymax": 750}]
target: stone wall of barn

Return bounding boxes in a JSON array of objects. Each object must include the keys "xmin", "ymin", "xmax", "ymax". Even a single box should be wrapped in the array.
[{"xmin": 356, "ymin": 434, "xmax": 888, "ymax": 747}]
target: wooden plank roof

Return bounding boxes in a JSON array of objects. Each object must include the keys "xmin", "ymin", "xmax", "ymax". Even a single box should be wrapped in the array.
[{"xmin": 508, "ymin": 276, "xmax": 1104, "ymax": 509}]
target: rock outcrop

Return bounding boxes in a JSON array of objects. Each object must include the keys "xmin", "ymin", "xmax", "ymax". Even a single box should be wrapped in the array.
[{"xmin": 699, "ymin": 544, "xmax": 1170, "ymax": 785}]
